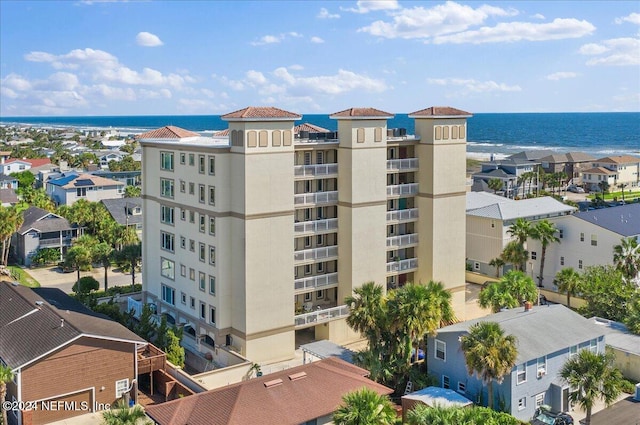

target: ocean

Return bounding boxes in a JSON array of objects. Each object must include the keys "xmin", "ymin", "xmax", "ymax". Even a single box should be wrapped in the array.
[{"xmin": 1, "ymin": 112, "xmax": 638, "ymax": 158}]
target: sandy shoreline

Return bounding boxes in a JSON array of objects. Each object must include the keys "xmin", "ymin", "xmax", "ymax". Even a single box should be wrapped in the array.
[{"xmin": 466, "ymin": 151, "xmax": 508, "ymax": 161}]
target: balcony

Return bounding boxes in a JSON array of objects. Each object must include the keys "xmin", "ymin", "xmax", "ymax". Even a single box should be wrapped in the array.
[
  {"xmin": 294, "ymin": 218, "xmax": 338, "ymax": 235},
  {"xmin": 386, "ymin": 233, "xmax": 418, "ymax": 248},
  {"xmin": 39, "ymin": 237, "xmax": 74, "ymax": 247},
  {"xmin": 387, "ymin": 158, "xmax": 418, "ymax": 171},
  {"xmin": 294, "ymin": 163, "xmax": 338, "ymax": 178},
  {"xmin": 295, "ymin": 272, "xmax": 338, "ymax": 292},
  {"xmin": 386, "ymin": 208, "xmax": 419, "ymax": 222},
  {"xmin": 294, "ymin": 304, "xmax": 350, "ymax": 328},
  {"xmin": 294, "ymin": 191, "xmax": 338, "ymax": 206},
  {"xmin": 386, "ymin": 258, "xmax": 418, "ymax": 274},
  {"xmin": 294, "ymin": 245, "xmax": 338, "ymax": 264},
  {"xmin": 387, "ymin": 183, "xmax": 418, "ymax": 197}
]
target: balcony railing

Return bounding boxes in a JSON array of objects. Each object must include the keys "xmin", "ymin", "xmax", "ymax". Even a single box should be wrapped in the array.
[
  {"xmin": 39, "ymin": 237, "xmax": 74, "ymax": 247},
  {"xmin": 387, "ymin": 158, "xmax": 418, "ymax": 171},
  {"xmin": 294, "ymin": 191, "xmax": 338, "ymax": 206},
  {"xmin": 386, "ymin": 258, "xmax": 418, "ymax": 274},
  {"xmin": 294, "ymin": 218, "xmax": 338, "ymax": 234},
  {"xmin": 386, "ymin": 233, "xmax": 418, "ymax": 248},
  {"xmin": 294, "ymin": 304, "xmax": 350, "ymax": 328},
  {"xmin": 295, "ymin": 272, "xmax": 338, "ymax": 292},
  {"xmin": 294, "ymin": 163, "xmax": 338, "ymax": 178},
  {"xmin": 386, "ymin": 208, "xmax": 419, "ymax": 222},
  {"xmin": 294, "ymin": 245, "xmax": 338, "ymax": 263},
  {"xmin": 387, "ymin": 183, "xmax": 418, "ymax": 197}
]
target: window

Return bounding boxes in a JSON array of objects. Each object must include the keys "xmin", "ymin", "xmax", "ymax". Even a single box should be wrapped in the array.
[
  {"xmin": 199, "ymin": 155, "xmax": 205, "ymax": 173},
  {"xmin": 560, "ymin": 256, "xmax": 565, "ymax": 266},
  {"xmin": 180, "ymin": 264, "xmax": 186, "ymax": 277},
  {"xmin": 161, "ymin": 205, "xmax": 174, "ymax": 225},
  {"xmin": 317, "ymin": 262, "xmax": 324, "ymax": 273},
  {"xmin": 304, "ymin": 292, "xmax": 312, "ymax": 302},
  {"xmin": 578, "ymin": 259, "xmax": 583, "ymax": 269},
  {"xmin": 161, "ymin": 152, "xmax": 174, "ymax": 171},
  {"xmin": 591, "ymin": 234, "xmax": 597, "ymax": 246},
  {"xmin": 304, "ymin": 264, "xmax": 312, "ymax": 275},
  {"xmin": 304, "ymin": 152, "xmax": 311, "ymax": 165},
  {"xmin": 181, "ymin": 209, "xmax": 186, "ymax": 221},
  {"xmin": 161, "ymin": 284, "xmax": 175, "ymax": 305},
  {"xmin": 115, "ymin": 379, "xmax": 129, "ymax": 398},
  {"xmin": 189, "ymin": 211, "xmax": 195, "ymax": 223},
  {"xmin": 580, "ymin": 232, "xmax": 584, "ymax": 242},
  {"xmin": 190, "ymin": 297, "xmax": 195, "ymax": 309},
  {"xmin": 160, "ymin": 178, "xmax": 174, "ymax": 198},
  {"xmin": 569, "ymin": 345, "xmax": 578, "ymax": 358},
  {"xmin": 209, "ymin": 246, "xmax": 216, "ymax": 265},
  {"xmin": 180, "ymin": 236, "xmax": 186, "ymax": 249},
  {"xmin": 199, "ymin": 302, "xmax": 206, "ymax": 319},
  {"xmin": 517, "ymin": 363, "xmax": 527, "ymax": 384},
  {"xmin": 473, "ymin": 262, "xmax": 480, "ymax": 271},
  {"xmin": 535, "ymin": 393, "xmax": 545, "ymax": 408},
  {"xmin": 209, "ymin": 217, "xmax": 216, "ymax": 235},
  {"xmin": 209, "ymin": 306, "xmax": 216, "ymax": 325},
  {"xmin": 180, "ymin": 180, "xmax": 185, "ymax": 193},
  {"xmin": 161, "ymin": 231, "xmax": 174, "ymax": 252},
  {"xmin": 180, "ymin": 292, "xmax": 186, "ymax": 305},
  {"xmin": 208, "ymin": 156, "xmax": 215, "ymax": 175},
  {"xmin": 209, "ymin": 276, "xmax": 216, "ymax": 295},
  {"xmin": 209, "ymin": 186, "xmax": 216, "ymax": 205},
  {"xmin": 518, "ymin": 397, "xmax": 526, "ymax": 411},
  {"xmin": 531, "ymin": 251, "xmax": 537, "ymax": 260},
  {"xmin": 199, "ymin": 243, "xmax": 206, "ymax": 262},
  {"xmin": 589, "ymin": 338, "xmax": 597, "ymax": 353},
  {"xmin": 442, "ymin": 375, "xmax": 450, "ymax": 389},
  {"xmin": 76, "ymin": 187, "xmax": 87, "ymax": 197},
  {"xmin": 189, "ymin": 182, "xmax": 195, "ymax": 195},
  {"xmin": 559, "ymin": 229, "xmax": 564, "ymax": 239},
  {"xmin": 435, "ymin": 339, "xmax": 446, "ymax": 361},
  {"xmin": 457, "ymin": 382, "xmax": 466, "ymax": 394},
  {"xmin": 189, "ymin": 153, "xmax": 195, "ymax": 166},
  {"xmin": 316, "ymin": 151, "xmax": 324, "ymax": 164},
  {"xmin": 537, "ymin": 356, "xmax": 546, "ymax": 376},
  {"xmin": 199, "ymin": 184, "xmax": 205, "ymax": 203},
  {"xmin": 199, "ymin": 272, "xmax": 206, "ymax": 291},
  {"xmin": 161, "ymin": 258, "xmax": 175, "ymax": 279},
  {"xmin": 199, "ymin": 214, "xmax": 206, "ymax": 232},
  {"xmin": 316, "ymin": 290, "xmax": 324, "ymax": 299},
  {"xmin": 180, "ymin": 153, "xmax": 185, "ymax": 164},
  {"xmin": 304, "ymin": 236, "xmax": 311, "ymax": 248},
  {"xmin": 189, "ymin": 268, "xmax": 195, "ymax": 281},
  {"xmin": 189, "ymin": 239, "xmax": 195, "ymax": 252}
]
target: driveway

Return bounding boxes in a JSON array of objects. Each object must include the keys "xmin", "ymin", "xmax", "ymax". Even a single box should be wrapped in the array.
[{"xmin": 23, "ymin": 265, "xmax": 140, "ymax": 293}]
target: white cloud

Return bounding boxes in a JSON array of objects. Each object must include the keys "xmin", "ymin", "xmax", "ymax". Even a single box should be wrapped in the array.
[
  {"xmin": 531, "ymin": 13, "xmax": 545, "ymax": 20},
  {"xmin": 136, "ymin": 31, "xmax": 164, "ymax": 47},
  {"xmin": 246, "ymin": 70, "xmax": 267, "ymax": 85},
  {"xmin": 428, "ymin": 77, "xmax": 521, "ymax": 93},
  {"xmin": 289, "ymin": 64, "xmax": 304, "ymax": 71},
  {"xmin": 271, "ymin": 67, "xmax": 388, "ymax": 95},
  {"xmin": 317, "ymin": 7, "xmax": 340, "ymax": 19},
  {"xmin": 45, "ymin": 72, "xmax": 81, "ymax": 90},
  {"xmin": 344, "ymin": 0, "xmax": 400, "ymax": 14},
  {"xmin": 1, "ymin": 73, "xmax": 33, "ymax": 91},
  {"xmin": 615, "ymin": 12, "xmax": 640, "ymax": 25},
  {"xmin": 359, "ymin": 1, "xmax": 518, "ymax": 39},
  {"xmin": 251, "ymin": 35, "xmax": 283, "ymax": 46},
  {"xmin": 579, "ymin": 37, "xmax": 640, "ymax": 66},
  {"xmin": 87, "ymin": 84, "xmax": 136, "ymax": 101},
  {"xmin": 25, "ymin": 48, "xmax": 119, "ymax": 70},
  {"xmin": 310, "ymin": 36, "xmax": 325, "ymax": 44},
  {"xmin": 432, "ymin": 18, "xmax": 595, "ymax": 44},
  {"xmin": 546, "ymin": 72, "xmax": 578, "ymax": 81}
]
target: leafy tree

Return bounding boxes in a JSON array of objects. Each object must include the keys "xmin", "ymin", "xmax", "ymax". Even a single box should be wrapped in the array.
[
  {"xmin": 10, "ymin": 170, "xmax": 35, "ymax": 191},
  {"xmin": 479, "ymin": 270, "xmax": 537, "ymax": 313},
  {"xmin": 0, "ymin": 364, "xmax": 14, "ymax": 425},
  {"xmin": 530, "ymin": 219, "xmax": 560, "ymax": 287},
  {"xmin": 0, "ymin": 205, "xmax": 24, "ymax": 265},
  {"xmin": 134, "ymin": 304, "xmax": 157, "ymax": 341},
  {"xmin": 488, "ymin": 178, "xmax": 503, "ymax": 194},
  {"xmin": 500, "ymin": 240, "xmax": 528, "ymax": 272},
  {"xmin": 625, "ymin": 293, "xmax": 640, "ymax": 335},
  {"xmin": 72, "ymin": 276, "xmax": 99, "ymax": 294},
  {"xmin": 93, "ymin": 242, "xmax": 114, "ymax": 292},
  {"xmin": 124, "ymin": 185, "xmax": 141, "ymax": 198},
  {"xmin": 115, "ymin": 243, "xmax": 142, "ymax": 288},
  {"xmin": 560, "ymin": 350, "xmax": 622, "ymax": 425},
  {"xmin": 332, "ymin": 388, "xmax": 397, "ymax": 425},
  {"xmin": 554, "ymin": 267, "xmax": 582, "ymax": 309},
  {"xmin": 598, "ymin": 180, "xmax": 610, "ymax": 194},
  {"xmin": 613, "ymin": 237, "xmax": 640, "ymax": 283},
  {"xmin": 460, "ymin": 322, "xmax": 518, "ymax": 410},
  {"xmin": 164, "ymin": 329, "xmax": 185, "ymax": 367},
  {"xmin": 102, "ymin": 402, "xmax": 149, "ymax": 425},
  {"xmin": 65, "ymin": 244, "xmax": 93, "ymax": 283},
  {"xmin": 407, "ymin": 404, "xmax": 520, "ymax": 425},
  {"xmin": 578, "ymin": 265, "xmax": 635, "ymax": 323},
  {"xmin": 30, "ymin": 247, "xmax": 60, "ymax": 266},
  {"xmin": 489, "ymin": 257, "xmax": 505, "ymax": 278}
]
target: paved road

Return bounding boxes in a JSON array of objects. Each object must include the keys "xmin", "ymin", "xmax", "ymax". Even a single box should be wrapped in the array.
[{"xmin": 23, "ymin": 265, "xmax": 140, "ymax": 293}]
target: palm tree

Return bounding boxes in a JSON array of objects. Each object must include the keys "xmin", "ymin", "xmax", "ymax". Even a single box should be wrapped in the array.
[
  {"xmin": 560, "ymin": 350, "xmax": 622, "ymax": 425},
  {"xmin": 332, "ymin": 388, "xmax": 397, "ymax": 425},
  {"xmin": 507, "ymin": 218, "xmax": 532, "ymax": 246},
  {"xmin": 554, "ymin": 268, "xmax": 582, "ymax": 309},
  {"xmin": 124, "ymin": 185, "xmax": 141, "ymax": 198},
  {"xmin": 0, "ymin": 364, "xmax": 14, "ymax": 425},
  {"xmin": 65, "ymin": 244, "xmax": 93, "ymax": 285},
  {"xmin": 613, "ymin": 237, "xmax": 640, "ymax": 282},
  {"xmin": 478, "ymin": 270, "xmax": 537, "ymax": 312},
  {"xmin": 530, "ymin": 219, "xmax": 560, "ymax": 287},
  {"xmin": 460, "ymin": 322, "xmax": 517, "ymax": 411},
  {"xmin": 598, "ymin": 180, "xmax": 610, "ymax": 195},
  {"xmin": 102, "ymin": 402, "xmax": 149, "ymax": 425},
  {"xmin": 500, "ymin": 240, "xmax": 528, "ymax": 272},
  {"xmin": 488, "ymin": 178, "xmax": 503, "ymax": 195},
  {"xmin": 116, "ymin": 243, "xmax": 142, "ymax": 289},
  {"xmin": 617, "ymin": 182, "xmax": 628, "ymax": 202},
  {"xmin": 489, "ymin": 257, "xmax": 505, "ymax": 278},
  {"xmin": 93, "ymin": 242, "xmax": 113, "ymax": 292},
  {"xmin": 0, "ymin": 205, "xmax": 24, "ymax": 265},
  {"xmin": 345, "ymin": 282, "xmax": 385, "ymax": 347}
]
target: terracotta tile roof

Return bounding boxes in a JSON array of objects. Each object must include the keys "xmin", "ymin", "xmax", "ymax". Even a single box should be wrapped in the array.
[
  {"xmin": 213, "ymin": 129, "xmax": 229, "ymax": 136},
  {"xmin": 330, "ymin": 107, "xmax": 393, "ymax": 118},
  {"xmin": 145, "ymin": 357, "xmax": 393, "ymax": 425},
  {"xmin": 5, "ymin": 158, "xmax": 52, "ymax": 167},
  {"xmin": 409, "ymin": 106, "xmax": 472, "ymax": 117},
  {"xmin": 221, "ymin": 106, "xmax": 301, "ymax": 120},
  {"xmin": 595, "ymin": 155, "xmax": 640, "ymax": 164},
  {"xmin": 136, "ymin": 126, "xmax": 200, "ymax": 139},
  {"xmin": 582, "ymin": 167, "xmax": 617, "ymax": 175},
  {"xmin": 294, "ymin": 123, "xmax": 331, "ymax": 133}
]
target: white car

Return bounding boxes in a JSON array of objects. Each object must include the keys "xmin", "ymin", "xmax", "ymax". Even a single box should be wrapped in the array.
[{"xmin": 567, "ymin": 185, "xmax": 585, "ymax": 193}]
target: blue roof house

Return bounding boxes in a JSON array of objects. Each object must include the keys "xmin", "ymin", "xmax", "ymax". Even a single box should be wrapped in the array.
[{"xmin": 427, "ymin": 304, "xmax": 605, "ymax": 422}]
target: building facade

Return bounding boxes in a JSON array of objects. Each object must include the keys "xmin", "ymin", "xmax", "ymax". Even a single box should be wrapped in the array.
[
  {"xmin": 140, "ymin": 107, "xmax": 470, "ymax": 363},
  {"xmin": 582, "ymin": 155, "xmax": 640, "ymax": 192}
]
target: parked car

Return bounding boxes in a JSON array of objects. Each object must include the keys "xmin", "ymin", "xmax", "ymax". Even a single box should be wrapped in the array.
[
  {"xmin": 57, "ymin": 262, "xmax": 75, "ymax": 273},
  {"xmin": 567, "ymin": 185, "xmax": 585, "ymax": 193},
  {"xmin": 531, "ymin": 406, "xmax": 574, "ymax": 425}
]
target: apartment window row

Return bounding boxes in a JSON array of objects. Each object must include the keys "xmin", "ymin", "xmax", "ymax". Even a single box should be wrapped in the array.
[
  {"xmin": 176, "ymin": 154, "xmax": 215, "ymax": 174},
  {"xmin": 161, "ymin": 205, "xmax": 174, "ymax": 225},
  {"xmin": 161, "ymin": 284, "xmax": 175, "ymax": 305},
  {"xmin": 179, "ymin": 210, "xmax": 216, "ymax": 235},
  {"xmin": 178, "ymin": 181, "xmax": 216, "ymax": 205},
  {"xmin": 197, "ymin": 301, "xmax": 217, "ymax": 326},
  {"xmin": 161, "ymin": 231, "xmax": 175, "ymax": 253},
  {"xmin": 355, "ymin": 127, "xmax": 384, "ymax": 143},
  {"xmin": 161, "ymin": 151, "xmax": 174, "ymax": 171},
  {"xmin": 160, "ymin": 178, "xmax": 174, "ymax": 199},
  {"xmin": 161, "ymin": 258, "xmax": 175, "ymax": 280},
  {"xmin": 434, "ymin": 125, "xmax": 466, "ymax": 141}
]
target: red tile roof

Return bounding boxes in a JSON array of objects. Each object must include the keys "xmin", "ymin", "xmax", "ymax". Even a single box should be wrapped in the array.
[
  {"xmin": 5, "ymin": 158, "xmax": 51, "ymax": 167},
  {"xmin": 409, "ymin": 106, "xmax": 472, "ymax": 117},
  {"xmin": 136, "ymin": 126, "xmax": 200, "ymax": 139},
  {"xmin": 294, "ymin": 123, "xmax": 331, "ymax": 133},
  {"xmin": 145, "ymin": 357, "xmax": 393, "ymax": 425},
  {"xmin": 330, "ymin": 107, "xmax": 393, "ymax": 118},
  {"xmin": 221, "ymin": 106, "xmax": 301, "ymax": 120},
  {"xmin": 596, "ymin": 155, "xmax": 640, "ymax": 164},
  {"xmin": 213, "ymin": 129, "xmax": 229, "ymax": 136}
]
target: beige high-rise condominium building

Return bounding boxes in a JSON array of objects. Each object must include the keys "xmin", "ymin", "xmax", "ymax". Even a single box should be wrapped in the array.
[{"xmin": 140, "ymin": 106, "xmax": 471, "ymax": 363}]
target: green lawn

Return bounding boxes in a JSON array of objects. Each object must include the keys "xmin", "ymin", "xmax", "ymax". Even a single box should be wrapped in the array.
[
  {"xmin": 587, "ymin": 190, "xmax": 640, "ymax": 201},
  {"xmin": 7, "ymin": 265, "xmax": 41, "ymax": 287}
]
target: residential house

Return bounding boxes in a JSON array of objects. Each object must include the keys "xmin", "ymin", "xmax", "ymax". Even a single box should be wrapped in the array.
[
  {"xmin": 508, "ymin": 150, "xmax": 555, "ymax": 162},
  {"xmin": 0, "ymin": 282, "xmax": 147, "ymax": 425},
  {"xmin": 427, "ymin": 304, "xmax": 605, "ymax": 422},
  {"xmin": 46, "ymin": 173, "xmax": 124, "ymax": 206},
  {"xmin": 140, "ymin": 106, "xmax": 470, "ymax": 363},
  {"xmin": 538, "ymin": 152, "xmax": 595, "ymax": 186},
  {"xmin": 144, "ymin": 357, "xmax": 393, "ymax": 425},
  {"xmin": 91, "ymin": 169, "xmax": 141, "ymax": 187},
  {"xmin": 101, "ymin": 197, "xmax": 143, "ymax": 238},
  {"xmin": 590, "ymin": 317, "xmax": 640, "ymax": 382},
  {"xmin": 0, "ymin": 158, "xmax": 52, "ymax": 176},
  {"xmin": 471, "ymin": 158, "xmax": 539, "ymax": 198},
  {"xmin": 582, "ymin": 155, "xmax": 640, "ymax": 192},
  {"xmin": 529, "ymin": 203, "xmax": 640, "ymax": 288},
  {"xmin": 0, "ymin": 174, "xmax": 18, "ymax": 189},
  {"xmin": 13, "ymin": 206, "xmax": 80, "ymax": 266},
  {"xmin": 98, "ymin": 151, "xmax": 127, "ymax": 168},
  {"xmin": 466, "ymin": 193, "xmax": 575, "ymax": 277}
]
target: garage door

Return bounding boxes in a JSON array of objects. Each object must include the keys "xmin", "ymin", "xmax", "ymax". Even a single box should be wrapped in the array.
[{"xmin": 28, "ymin": 389, "xmax": 92, "ymax": 425}]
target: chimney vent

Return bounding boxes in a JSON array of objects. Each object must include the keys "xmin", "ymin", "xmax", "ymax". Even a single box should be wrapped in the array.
[
  {"xmin": 60, "ymin": 318, "xmax": 64, "ymax": 328},
  {"xmin": 288, "ymin": 372, "xmax": 307, "ymax": 381},
  {"xmin": 263, "ymin": 379, "xmax": 283, "ymax": 388}
]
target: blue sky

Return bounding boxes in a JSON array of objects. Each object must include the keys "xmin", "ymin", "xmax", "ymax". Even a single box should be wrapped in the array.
[{"xmin": 1, "ymin": 1, "xmax": 638, "ymax": 116}]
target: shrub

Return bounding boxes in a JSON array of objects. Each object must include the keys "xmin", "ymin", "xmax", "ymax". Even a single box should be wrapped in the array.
[
  {"xmin": 619, "ymin": 377, "xmax": 636, "ymax": 394},
  {"xmin": 72, "ymin": 276, "xmax": 99, "ymax": 294}
]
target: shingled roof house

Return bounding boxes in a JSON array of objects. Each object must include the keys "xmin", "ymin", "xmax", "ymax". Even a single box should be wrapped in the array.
[
  {"xmin": 0, "ymin": 282, "xmax": 147, "ymax": 425},
  {"xmin": 46, "ymin": 173, "xmax": 125, "ymax": 206}
]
